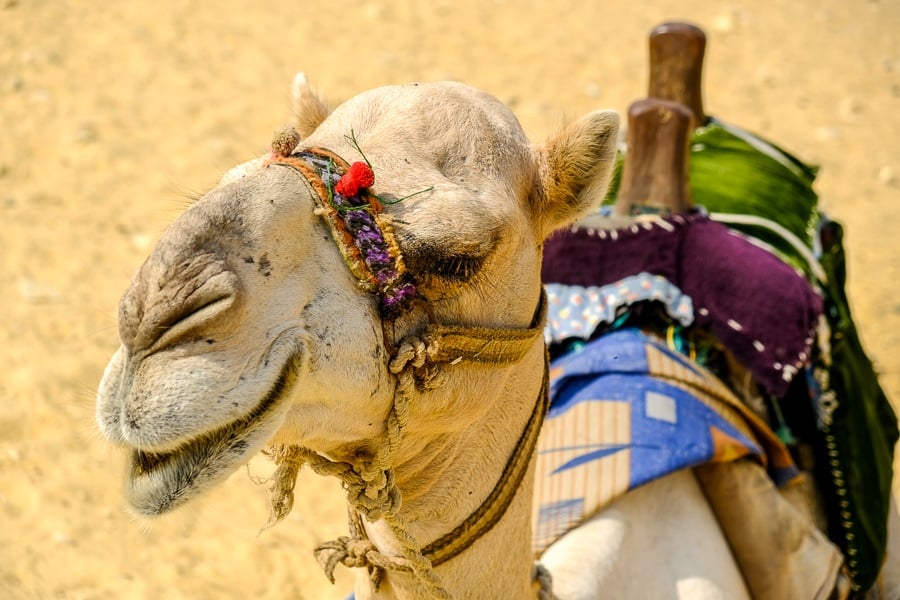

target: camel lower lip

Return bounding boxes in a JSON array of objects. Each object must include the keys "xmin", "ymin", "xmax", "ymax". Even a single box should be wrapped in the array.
[{"xmin": 125, "ymin": 358, "xmax": 296, "ymax": 516}]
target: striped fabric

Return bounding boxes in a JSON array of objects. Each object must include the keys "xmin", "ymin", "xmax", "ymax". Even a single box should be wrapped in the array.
[{"xmin": 532, "ymin": 328, "xmax": 798, "ymax": 555}]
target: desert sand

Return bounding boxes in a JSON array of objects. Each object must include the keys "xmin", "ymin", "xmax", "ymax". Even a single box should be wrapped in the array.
[{"xmin": 1, "ymin": 1, "xmax": 897, "ymax": 598}]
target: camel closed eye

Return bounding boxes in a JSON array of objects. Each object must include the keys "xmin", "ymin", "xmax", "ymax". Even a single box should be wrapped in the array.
[
  {"xmin": 401, "ymin": 228, "xmax": 499, "ymax": 287},
  {"xmin": 429, "ymin": 254, "xmax": 485, "ymax": 282}
]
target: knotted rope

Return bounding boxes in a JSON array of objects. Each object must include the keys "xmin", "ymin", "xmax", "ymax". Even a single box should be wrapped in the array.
[
  {"xmin": 264, "ymin": 329, "xmax": 454, "ymax": 598},
  {"xmin": 263, "ymin": 313, "xmax": 548, "ymax": 598}
]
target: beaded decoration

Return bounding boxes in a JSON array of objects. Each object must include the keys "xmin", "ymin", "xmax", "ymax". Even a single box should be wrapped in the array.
[{"xmin": 266, "ymin": 128, "xmax": 421, "ymax": 318}]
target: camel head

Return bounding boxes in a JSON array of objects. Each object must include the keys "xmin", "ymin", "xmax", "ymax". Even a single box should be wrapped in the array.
[{"xmin": 96, "ymin": 77, "xmax": 619, "ymax": 519}]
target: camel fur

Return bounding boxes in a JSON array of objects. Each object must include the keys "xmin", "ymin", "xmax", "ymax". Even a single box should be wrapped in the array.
[{"xmin": 97, "ymin": 76, "xmax": 619, "ymax": 599}]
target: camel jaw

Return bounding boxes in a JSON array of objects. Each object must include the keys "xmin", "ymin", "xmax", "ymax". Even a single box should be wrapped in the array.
[{"xmin": 118, "ymin": 358, "xmax": 298, "ymax": 517}]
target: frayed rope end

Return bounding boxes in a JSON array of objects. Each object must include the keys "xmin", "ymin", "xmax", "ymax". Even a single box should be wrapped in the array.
[{"xmin": 259, "ymin": 444, "xmax": 306, "ymax": 532}]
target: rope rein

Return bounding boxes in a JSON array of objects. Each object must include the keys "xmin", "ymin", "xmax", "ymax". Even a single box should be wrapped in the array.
[{"xmin": 262, "ymin": 145, "xmax": 553, "ymax": 598}]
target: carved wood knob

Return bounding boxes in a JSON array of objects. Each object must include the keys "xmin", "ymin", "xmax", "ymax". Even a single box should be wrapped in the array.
[
  {"xmin": 614, "ymin": 98, "xmax": 694, "ymax": 216},
  {"xmin": 648, "ymin": 21, "xmax": 707, "ymax": 127}
]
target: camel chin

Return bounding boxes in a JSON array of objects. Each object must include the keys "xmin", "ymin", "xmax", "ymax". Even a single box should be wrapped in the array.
[{"xmin": 98, "ymin": 350, "xmax": 299, "ymax": 517}]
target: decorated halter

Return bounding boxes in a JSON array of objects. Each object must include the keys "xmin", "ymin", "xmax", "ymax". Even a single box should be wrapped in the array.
[
  {"xmin": 267, "ymin": 128, "xmax": 419, "ymax": 318},
  {"xmin": 262, "ymin": 127, "xmax": 550, "ymax": 599}
]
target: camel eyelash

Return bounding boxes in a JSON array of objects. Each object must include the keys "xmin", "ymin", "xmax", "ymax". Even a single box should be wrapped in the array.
[
  {"xmin": 399, "ymin": 227, "xmax": 498, "ymax": 285},
  {"xmin": 429, "ymin": 254, "xmax": 485, "ymax": 282}
]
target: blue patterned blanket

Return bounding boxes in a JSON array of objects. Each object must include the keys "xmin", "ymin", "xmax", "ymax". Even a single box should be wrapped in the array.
[{"xmin": 532, "ymin": 328, "xmax": 798, "ymax": 554}]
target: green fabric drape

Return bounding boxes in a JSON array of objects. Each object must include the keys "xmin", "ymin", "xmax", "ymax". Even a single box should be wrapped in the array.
[{"xmin": 815, "ymin": 218, "xmax": 898, "ymax": 593}]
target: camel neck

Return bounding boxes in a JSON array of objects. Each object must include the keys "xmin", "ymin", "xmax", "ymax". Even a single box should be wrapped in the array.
[{"xmin": 360, "ymin": 342, "xmax": 547, "ymax": 599}]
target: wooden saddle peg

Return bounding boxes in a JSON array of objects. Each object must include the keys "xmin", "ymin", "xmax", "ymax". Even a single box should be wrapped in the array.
[
  {"xmin": 648, "ymin": 21, "xmax": 708, "ymax": 127},
  {"xmin": 614, "ymin": 98, "xmax": 695, "ymax": 216}
]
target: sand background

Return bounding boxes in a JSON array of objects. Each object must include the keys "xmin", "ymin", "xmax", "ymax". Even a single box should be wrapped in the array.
[{"xmin": 1, "ymin": 1, "xmax": 897, "ymax": 598}]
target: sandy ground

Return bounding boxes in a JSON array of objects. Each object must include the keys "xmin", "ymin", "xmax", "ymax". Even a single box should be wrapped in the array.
[{"xmin": 1, "ymin": 1, "xmax": 897, "ymax": 598}]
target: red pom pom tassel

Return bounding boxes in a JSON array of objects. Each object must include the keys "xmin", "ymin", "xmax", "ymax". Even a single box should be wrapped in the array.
[{"xmin": 335, "ymin": 161, "xmax": 374, "ymax": 197}]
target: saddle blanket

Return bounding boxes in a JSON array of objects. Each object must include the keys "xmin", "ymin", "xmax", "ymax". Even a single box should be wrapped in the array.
[{"xmin": 532, "ymin": 328, "xmax": 798, "ymax": 555}]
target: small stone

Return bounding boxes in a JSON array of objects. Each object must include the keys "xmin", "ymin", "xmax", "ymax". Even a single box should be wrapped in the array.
[
  {"xmin": 754, "ymin": 65, "xmax": 779, "ymax": 88},
  {"xmin": 362, "ymin": 3, "xmax": 383, "ymax": 19},
  {"xmin": 712, "ymin": 12, "xmax": 737, "ymax": 33},
  {"xmin": 27, "ymin": 88, "xmax": 52, "ymax": 104},
  {"xmin": 51, "ymin": 531, "xmax": 74, "ymax": 545},
  {"xmin": 2, "ymin": 77, "xmax": 23, "ymax": 93},
  {"xmin": 837, "ymin": 96, "xmax": 864, "ymax": 121},
  {"xmin": 18, "ymin": 278, "xmax": 61, "ymax": 303},
  {"xmin": 130, "ymin": 232, "xmax": 154, "ymax": 251},
  {"xmin": 877, "ymin": 165, "xmax": 897, "ymax": 187},
  {"xmin": 74, "ymin": 122, "xmax": 98, "ymax": 144},
  {"xmin": 814, "ymin": 126, "xmax": 841, "ymax": 141}
]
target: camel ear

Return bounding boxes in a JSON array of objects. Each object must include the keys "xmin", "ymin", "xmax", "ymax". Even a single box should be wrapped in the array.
[
  {"xmin": 534, "ymin": 110, "xmax": 620, "ymax": 237},
  {"xmin": 292, "ymin": 72, "xmax": 330, "ymax": 137}
]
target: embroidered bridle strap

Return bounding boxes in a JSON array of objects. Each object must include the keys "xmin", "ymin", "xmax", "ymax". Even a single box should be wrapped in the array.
[
  {"xmin": 421, "ymin": 293, "xmax": 548, "ymax": 366},
  {"xmin": 266, "ymin": 148, "xmax": 417, "ymax": 318}
]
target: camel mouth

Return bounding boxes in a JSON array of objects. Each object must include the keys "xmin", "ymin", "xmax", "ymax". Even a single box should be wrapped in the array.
[{"xmin": 124, "ymin": 357, "xmax": 297, "ymax": 517}]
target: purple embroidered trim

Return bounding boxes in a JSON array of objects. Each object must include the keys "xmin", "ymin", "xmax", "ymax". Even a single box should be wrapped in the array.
[{"xmin": 298, "ymin": 151, "xmax": 417, "ymax": 317}]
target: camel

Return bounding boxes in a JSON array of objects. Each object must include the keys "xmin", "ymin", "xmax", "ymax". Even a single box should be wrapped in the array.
[
  {"xmin": 96, "ymin": 74, "xmax": 886, "ymax": 599},
  {"xmin": 96, "ymin": 76, "xmax": 621, "ymax": 599}
]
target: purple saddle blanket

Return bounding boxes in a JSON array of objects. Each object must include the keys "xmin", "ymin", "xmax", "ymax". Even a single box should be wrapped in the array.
[{"xmin": 542, "ymin": 211, "xmax": 823, "ymax": 396}]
